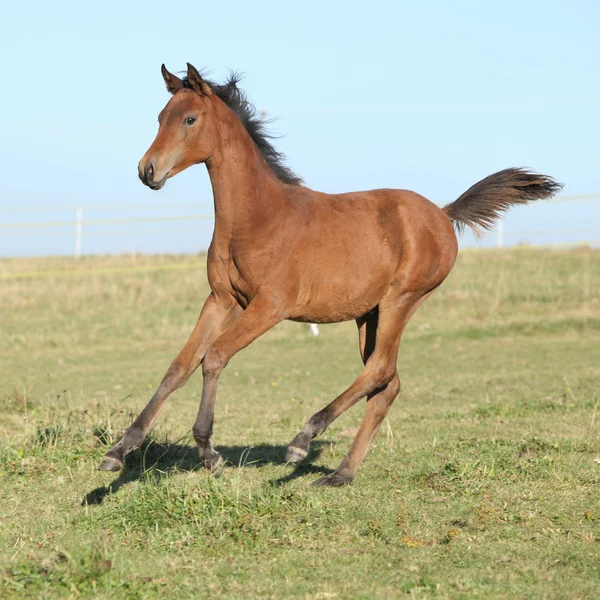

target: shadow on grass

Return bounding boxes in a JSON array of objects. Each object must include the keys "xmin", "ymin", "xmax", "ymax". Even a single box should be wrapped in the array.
[{"xmin": 83, "ymin": 439, "xmax": 332, "ymax": 506}]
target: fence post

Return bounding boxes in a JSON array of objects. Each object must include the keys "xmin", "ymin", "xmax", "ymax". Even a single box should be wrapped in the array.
[
  {"xmin": 75, "ymin": 205, "xmax": 83, "ymax": 258},
  {"xmin": 496, "ymin": 217, "xmax": 504, "ymax": 248}
]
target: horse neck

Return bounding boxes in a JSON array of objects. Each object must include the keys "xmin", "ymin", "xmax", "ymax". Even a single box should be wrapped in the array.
[{"xmin": 205, "ymin": 104, "xmax": 286, "ymax": 233}]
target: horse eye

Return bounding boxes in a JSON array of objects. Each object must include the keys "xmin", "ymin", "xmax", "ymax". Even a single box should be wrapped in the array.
[{"xmin": 184, "ymin": 116, "xmax": 197, "ymax": 125}]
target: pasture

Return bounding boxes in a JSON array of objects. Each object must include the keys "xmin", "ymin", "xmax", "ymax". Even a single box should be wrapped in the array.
[{"xmin": 1, "ymin": 248, "xmax": 599, "ymax": 598}]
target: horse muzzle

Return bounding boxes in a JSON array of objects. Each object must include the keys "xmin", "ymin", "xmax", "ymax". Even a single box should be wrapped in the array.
[{"xmin": 138, "ymin": 159, "xmax": 170, "ymax": 190}]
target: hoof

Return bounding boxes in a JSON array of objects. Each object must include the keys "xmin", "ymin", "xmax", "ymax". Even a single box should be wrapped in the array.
[
  {"xmin": 201, "ymin": 452, "xmax": 224, "ymax": 475},
  {"xmin": 285, "ymin": 446, "xmax": 308, "ymax": 465},
  {"xmin": 97, "ymin": 455, "xmax": 124, "ymax": 472},
  {"xmin": 313, "ymin": 471, "xmax": 353, "ymax": 487}
]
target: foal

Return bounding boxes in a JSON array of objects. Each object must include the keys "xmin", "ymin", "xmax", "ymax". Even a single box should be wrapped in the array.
[{"xmin": 99, "ymin": 63, "xmax": 561, "ymax": 485}]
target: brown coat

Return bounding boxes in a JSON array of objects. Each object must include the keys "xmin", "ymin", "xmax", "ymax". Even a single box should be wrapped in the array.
[{"xmin": 99, "ymin": 63, "xmax": 561, "ymax": 486}]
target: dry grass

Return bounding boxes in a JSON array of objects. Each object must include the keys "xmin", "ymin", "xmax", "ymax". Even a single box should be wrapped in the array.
[{"xmin": 1, "ymin": 247, "xmax": 599, "ymax": 598}]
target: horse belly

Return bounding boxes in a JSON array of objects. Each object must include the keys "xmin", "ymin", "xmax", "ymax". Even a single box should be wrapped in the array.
[{"xmin": 291, "ymin": 269, "xmax": 392, "ymax": 324}]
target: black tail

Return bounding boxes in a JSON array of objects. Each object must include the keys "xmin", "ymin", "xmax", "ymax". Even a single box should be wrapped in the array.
[{"xmin": 444, "ymin": 168, "xmax": 563, "ymax": 236}]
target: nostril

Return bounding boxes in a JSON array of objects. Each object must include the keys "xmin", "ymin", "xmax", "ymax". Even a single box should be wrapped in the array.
[{"xmin": 145, "ymin": 161, "xmax": 154, "ymax": 180}]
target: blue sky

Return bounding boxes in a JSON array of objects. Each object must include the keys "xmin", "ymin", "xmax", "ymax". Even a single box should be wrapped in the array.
[{"xmin": 1, "ymin": 0, "xmax": 598, "ymax": 256}]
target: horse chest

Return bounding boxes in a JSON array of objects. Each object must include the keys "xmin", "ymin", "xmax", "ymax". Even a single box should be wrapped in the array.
[
  {"xmin": 226, "ymin": 257, "xmax": 254, "ymax": 308},
  {"xmin": 207, "ymin": 242, "xmax": 253, "ymax": 308}
]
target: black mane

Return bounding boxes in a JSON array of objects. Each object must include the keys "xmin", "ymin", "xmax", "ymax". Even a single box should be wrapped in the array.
[{"xmin": 183, "ymin": 73, "xmax": 302, "ymax": 186}]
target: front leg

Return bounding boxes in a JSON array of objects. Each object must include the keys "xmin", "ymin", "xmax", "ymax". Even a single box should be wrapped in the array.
[
  {"xmin": 192, "ymin": 294, "xmax": 284, "ymax": 470},
  {"xmin": 98, "ymin": 293, "xmax": 240, "ymax": 471}
]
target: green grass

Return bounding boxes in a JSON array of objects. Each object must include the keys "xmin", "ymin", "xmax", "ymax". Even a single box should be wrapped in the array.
[{"xmin": 1, "ymin": 247, "xmax": 599, "ymax": 598}]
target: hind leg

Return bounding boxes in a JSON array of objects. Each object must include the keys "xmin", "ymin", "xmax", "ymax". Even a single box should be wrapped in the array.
[
  {"xmin": 286, "ymin": 291, "xmax": 428, "ymax": 468},
  {"xmin": 313, "ymin": 291, "xmax": 434, "ymax": 485},
  {"xmin": 285, "ymin": 309, "xmax": 378, "ymax": 464},
  {"xmin": 313, "ymin": 371, "xmax": 400, "ymax": 486}
]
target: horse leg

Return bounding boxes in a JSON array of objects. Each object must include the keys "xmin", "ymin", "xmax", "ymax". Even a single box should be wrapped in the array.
[
  {"xmin": 191, "ymin": 294, "xmax": 284, "ymax": 471},
  {"xmin": 284, "ymin": 296, "xmax": 408, "ymax": 470},
  {"xmin": 312, "ymin": 372, "xmax": 400, "ymax": 485},
  {"xmin": 98, "ymin": 294, "xmax": 240, "ymax": 471},
  {"xmin": 285, "ymin": 309, "xmax": 379, "ymax": 464},
  {"xmin": 313, "ymin": 291, "xmax": 433, "ymax": 486}
]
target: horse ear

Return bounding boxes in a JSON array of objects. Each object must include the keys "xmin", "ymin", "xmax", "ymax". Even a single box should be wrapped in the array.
[
  {"xmin": 161, "ymin": 64, "xmax": 183, "ymax": 94},
  {"xmin": 186, "ymin": 63, "xmax": 212, "ymax": 96}
]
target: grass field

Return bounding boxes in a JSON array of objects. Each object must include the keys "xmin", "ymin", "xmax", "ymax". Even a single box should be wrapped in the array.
[{"xmin": 1, "ymin": 247, "xmax": 599, "ymax": 598}]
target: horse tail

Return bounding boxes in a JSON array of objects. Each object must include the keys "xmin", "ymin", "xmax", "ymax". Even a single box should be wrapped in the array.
[{"xmin": 443, "ymin": 168, "xmax": 562, "ymax": 236}]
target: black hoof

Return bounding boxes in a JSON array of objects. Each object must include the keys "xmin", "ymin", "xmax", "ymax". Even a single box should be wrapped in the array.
[
  {"xmin": 201, "ymin": 452, "xmax": 224, "ymax": 475},
  {"xmin": 97, "ymin": 455, "xmax": 124, "ymax": 472},
  {"xmin": 285, "ymin": 445, "xmax": 308, "ymax": 465},
  {"xmin": 313, "ymin": 471, "xmax": 353, "ymax": 487}
]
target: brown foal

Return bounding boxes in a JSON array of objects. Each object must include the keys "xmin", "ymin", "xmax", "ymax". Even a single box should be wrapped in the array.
[{"xmin": 98, "ymin": 63, "xmax": 562, "ymax": 485}]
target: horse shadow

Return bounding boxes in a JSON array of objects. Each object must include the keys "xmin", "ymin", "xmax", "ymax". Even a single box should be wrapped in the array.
[{"xmin": 82, "ymin": 438, "xmax": 332, "ymax": 506}]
